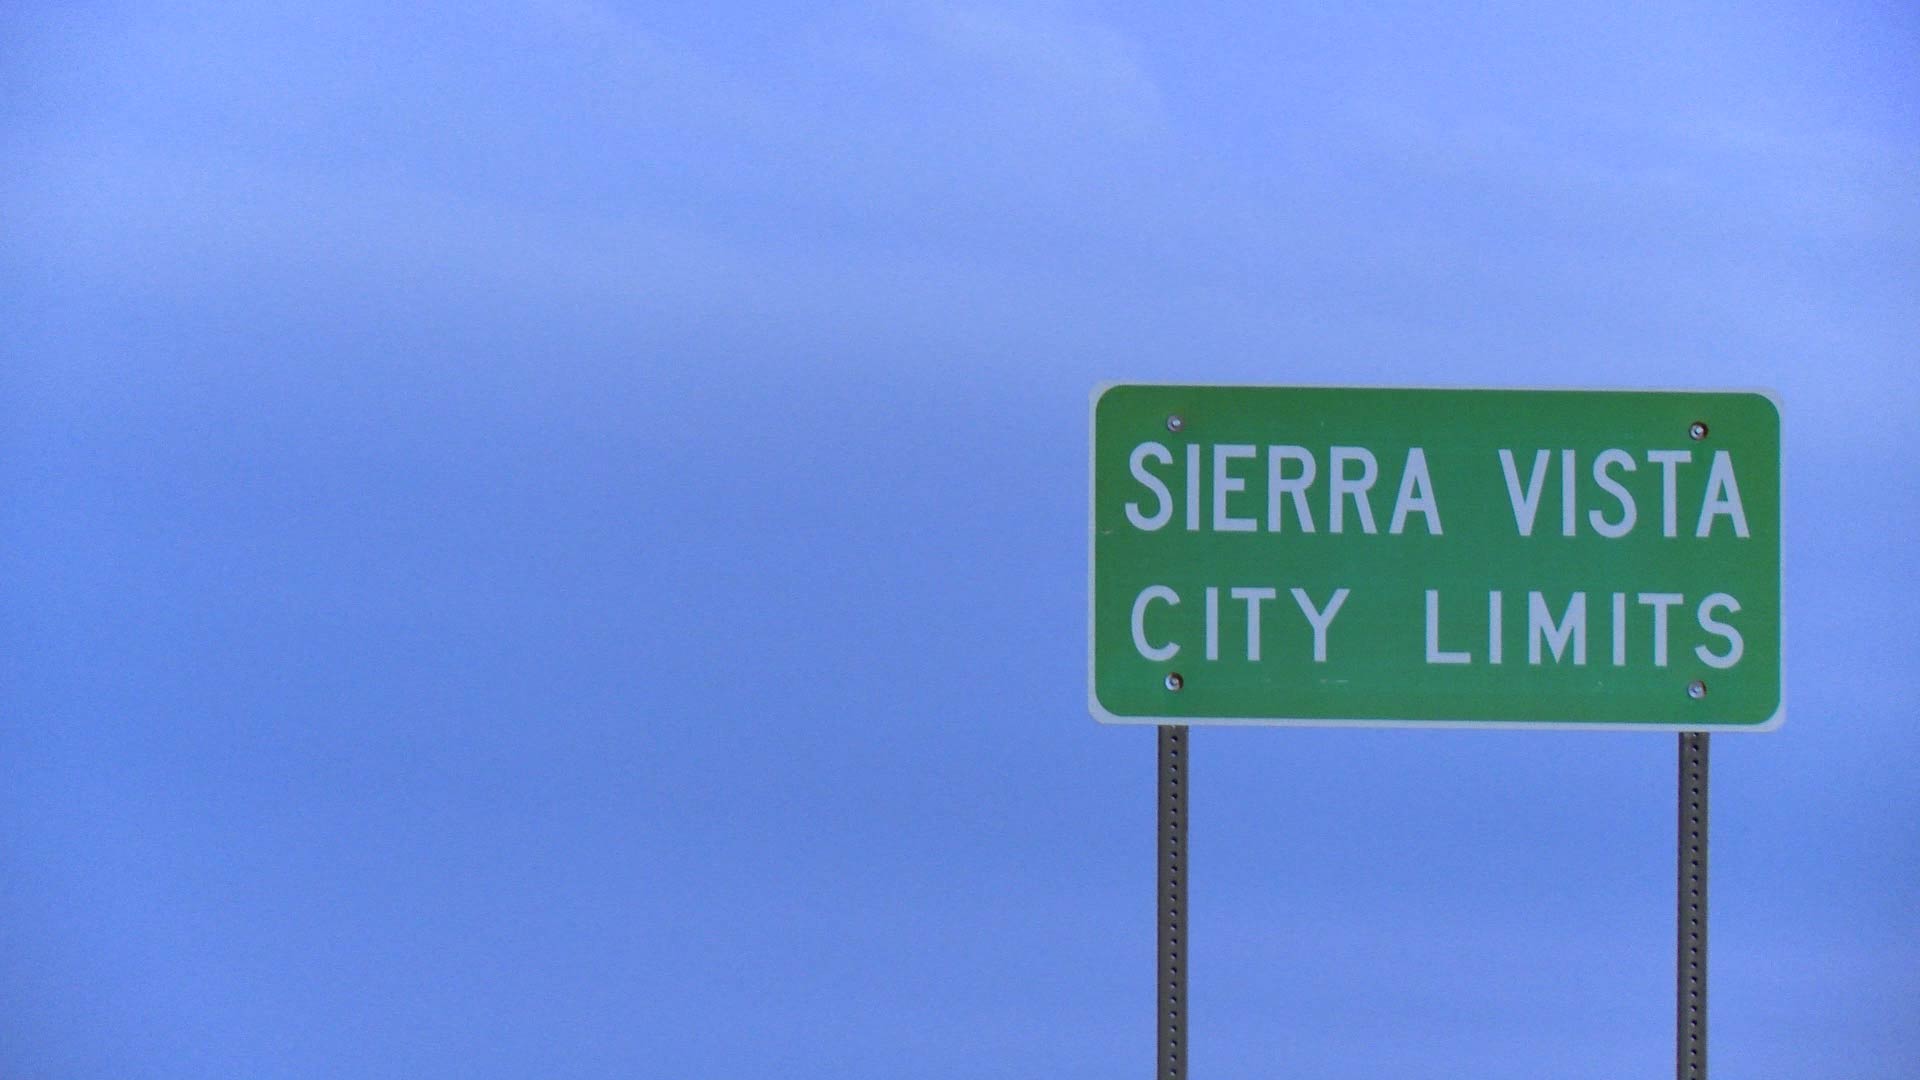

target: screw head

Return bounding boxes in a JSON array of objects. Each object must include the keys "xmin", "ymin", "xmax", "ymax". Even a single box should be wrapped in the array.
[
  {"xmin": 1166, "ymin": 414, "xmax": 1185, "ymax": 433},
  {"xmin": 1163, "ymin": 672, "xmax": 1184, "ymax": 692},
  {"xmin": 1689, "ymin": 421, "xmax": 1709, "ymax": 441},
  {"xmin": 1687, "ymin": 680, "xmax": 1707, "ymax": 699}
]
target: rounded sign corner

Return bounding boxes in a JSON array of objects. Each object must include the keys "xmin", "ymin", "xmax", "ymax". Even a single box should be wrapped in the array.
[
  {"xmin": 1087, "ymin": 682, "xmax": 1131, "ymax": 725},
  {"xmin": 1090, "ymin": 381, "xmax": 1131, "ymax": 420}
]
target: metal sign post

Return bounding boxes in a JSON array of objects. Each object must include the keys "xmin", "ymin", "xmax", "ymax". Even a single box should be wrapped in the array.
[
  {"xmin": 1678, "ymin": 733, "xmax": 1710, "ymax": 1079},
  {"xmin": 1158, "ymin": 725, "xmax": 1188, "ymax": 1080}
]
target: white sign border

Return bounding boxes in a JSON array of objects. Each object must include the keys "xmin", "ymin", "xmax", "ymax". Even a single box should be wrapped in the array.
[{"xmin": 1086, "ymin": 381, "xmax": 1786, "ymax": 732}]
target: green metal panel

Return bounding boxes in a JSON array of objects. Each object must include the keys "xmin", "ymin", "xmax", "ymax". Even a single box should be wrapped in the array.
[{"xmin": 1089, "ymin": 384, "xmax": 1781, "ymax": 729}]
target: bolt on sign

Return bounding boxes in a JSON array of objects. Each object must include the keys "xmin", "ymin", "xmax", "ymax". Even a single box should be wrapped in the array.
[{"xmin": 1088, "ymin": 385, "xmax": 1782, "ymax": 729}]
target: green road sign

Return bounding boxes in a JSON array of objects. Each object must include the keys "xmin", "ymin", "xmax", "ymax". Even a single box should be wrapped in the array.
[{"xmin": 1089, "ymin": 384, "xmax": 1782, "ymax": 730}]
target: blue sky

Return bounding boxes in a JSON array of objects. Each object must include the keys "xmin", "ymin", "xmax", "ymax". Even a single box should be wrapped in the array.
[{"xmin": 3, "ymin": 3, "xmax": 1916, "ymax": 1077}]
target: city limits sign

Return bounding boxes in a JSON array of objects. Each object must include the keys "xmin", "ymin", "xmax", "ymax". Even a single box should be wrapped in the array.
[{"xmin": 1088, "ymin": 385, "xmax": 1781, "ymax": 730}]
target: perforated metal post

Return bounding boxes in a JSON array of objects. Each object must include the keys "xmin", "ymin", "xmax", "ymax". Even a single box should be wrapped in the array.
[
  {"xmin": 1159, "ymin": 725, "xmax": 1188, "ymax": 1080},
  {"xmin": 1677, "ymin": 733, "xmax": 1710, "ymax": 1080}
]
